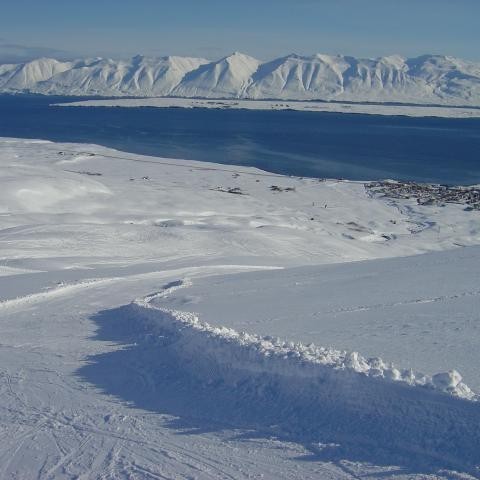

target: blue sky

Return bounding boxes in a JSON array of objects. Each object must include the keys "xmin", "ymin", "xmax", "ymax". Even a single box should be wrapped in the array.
[{"xmin": 1, "ymin": 0, "xmax": 479, "ymax": 62}]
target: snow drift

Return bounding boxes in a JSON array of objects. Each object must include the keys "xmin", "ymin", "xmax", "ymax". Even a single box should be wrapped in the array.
[
  {"xmin": 1, "ymin": 52, "xmax": 480, "ymax": 105},
  {"xmin": 118, "ymin": 282, "xmax": 480, "ymax": 472},
  {"xmin": 135, "ymin": 287, "xmax": 477, "ymax": 401}
]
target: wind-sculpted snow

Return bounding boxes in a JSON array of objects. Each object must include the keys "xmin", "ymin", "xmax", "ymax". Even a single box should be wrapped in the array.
[
  {"xmin": 1, "ymin": 52, "xmax": 480, "ymax": 105},
  {"xmin": 119, "ymin": 283, "xmax": 480, "ymax": 471},
  {"xmin": 134, "ymin": 286, "xmax": 477, "ymax": 400}
]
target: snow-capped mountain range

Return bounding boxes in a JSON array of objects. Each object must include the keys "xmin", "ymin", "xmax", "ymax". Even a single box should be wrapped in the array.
[{"xmin": 1, "ymin": 52, "xmax": 480, "ymax": 105}]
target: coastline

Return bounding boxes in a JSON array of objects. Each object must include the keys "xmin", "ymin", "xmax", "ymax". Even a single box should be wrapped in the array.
[{"xmin": 57, "ymin": 96, "xmax": 480, "ymax": 118}]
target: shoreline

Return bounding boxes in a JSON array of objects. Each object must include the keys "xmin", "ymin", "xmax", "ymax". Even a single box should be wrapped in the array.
[{"xmin": 56, "ymin": 96, "xmax": 480, "ymax": 118}]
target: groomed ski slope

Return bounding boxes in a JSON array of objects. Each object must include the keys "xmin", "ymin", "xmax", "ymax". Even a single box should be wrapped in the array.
[{"xmin": 0, "ymin": 138, "xmax": 479, "ymax": 478}]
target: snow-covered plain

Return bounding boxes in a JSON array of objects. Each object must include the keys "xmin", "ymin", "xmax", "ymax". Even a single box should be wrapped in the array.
[
  {"xmin": 2, "ymin": 52, "xmax": 480, "ymax": 107},
  {"xmin": 1, "ymin": 137, "xmax": 479, "ymax": 478},
  {"xmin": 58, "ymin": 96, "xmax": 480, "ymax": 118}
]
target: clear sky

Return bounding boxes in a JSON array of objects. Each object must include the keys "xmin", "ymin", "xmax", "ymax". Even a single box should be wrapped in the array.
[{"xmin": 1, "ymin": 0, "xmax": 479, "ymax": 62}]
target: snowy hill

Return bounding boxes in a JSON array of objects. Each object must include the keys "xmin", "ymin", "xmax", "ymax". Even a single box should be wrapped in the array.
[
  {"xmin": 1, "ymin": 52, "xmax": 480, "ymax": 105},
  {"xmin": 1, "ymin": 137, "xmax": 480, "ymax": 477}
]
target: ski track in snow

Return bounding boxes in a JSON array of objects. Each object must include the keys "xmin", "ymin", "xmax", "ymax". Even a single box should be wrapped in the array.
[
  {"xmin": 0, "ymin": 264, "xmax": 281, "ymax": 311},
  {"xmin": 321, "ymin": 288, "xmax": 480, "ymax": 315}
]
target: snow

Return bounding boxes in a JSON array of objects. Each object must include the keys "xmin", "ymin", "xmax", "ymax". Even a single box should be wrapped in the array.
[
  {"xmin": 118, "ymin": 283, "xmax": 480, "ymax": 470},
  {"xmin": 173, "ymin": 52, "xmax": 261, "ymax": 98},
  {"xmin": 0, "ymin": 57, "xmax": 73, "ymax": 90},
  {"xmin": 2, "ymin": 52, "xmax": 480, "ymax": 106},
  {"xmin": 156, "ymin": 246, "xmax": 480, "ymax": 392},
  {"xmin": 133, "ymin": 281, "xmax": 477, "ymax": 400},
  {"xmin": 0, "ymin": 56, "xmax": 208, "ymax": 97},
  {"xmin": 0, "ymin": 137, "xmax": 479, "ymax": 478}
]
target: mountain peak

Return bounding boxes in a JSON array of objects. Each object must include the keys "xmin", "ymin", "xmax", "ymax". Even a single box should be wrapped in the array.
[
  {"xmin": 230, "ymin": 51, "xmax": 250, "ymax": 57},
  {"xmin": 222, "ymin": 52, "xmax": 259, "ymax": 63}
]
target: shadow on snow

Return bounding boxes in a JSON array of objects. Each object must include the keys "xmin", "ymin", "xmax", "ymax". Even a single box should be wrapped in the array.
[{"xmin": 76, "ymin": 303, "xmax": 480, "ymax": 477}]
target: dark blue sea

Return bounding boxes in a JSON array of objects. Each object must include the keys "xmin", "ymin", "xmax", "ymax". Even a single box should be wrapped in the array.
[{"xmin": 0, "ymin": 94, "xmax": 479, "ymax": 185}]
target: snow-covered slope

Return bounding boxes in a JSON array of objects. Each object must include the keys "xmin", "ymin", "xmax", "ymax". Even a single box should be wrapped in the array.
[
  {"xmin": 1, "ymin": 137, "xmax": 479, "ymax": 478},
  {"xmin": 246, "ymin": 53, "xmax": 348, "ymax": 99},
  {"xmin": 173, "ymin": 52, "xmax": 261, "ymax": 98},
  {"xmin": 1, "ymin": 52, "xmax": 480, "ymax": 105},
  {"xmin": 0, "ymin": 55, "xmax": 208, "ymax": 96},
  {"xmin": 0, "ymin": 57, "xmax": 73, "ymax": 91},
  {"xmin": 247, "ymin": 53, "xmax": 480, "ymax": 104}
]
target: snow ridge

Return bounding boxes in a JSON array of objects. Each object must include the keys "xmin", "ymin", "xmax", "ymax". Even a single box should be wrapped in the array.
[
  {"xmin": 124, "ymin": 284, "xmax": 480, "ymax": 469},
  {"xmin": 134, "ymin": 286, "xmax": 477, "ymax": 401},
  {"xmin": 1, "ymin": 53, "xmax": 480, "ymax": 105}
]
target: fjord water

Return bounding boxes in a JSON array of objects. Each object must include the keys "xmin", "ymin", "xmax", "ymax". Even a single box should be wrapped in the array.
[{"xmin": 0, "ymin": 94, "xmax": 479, "ymax": 184}]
